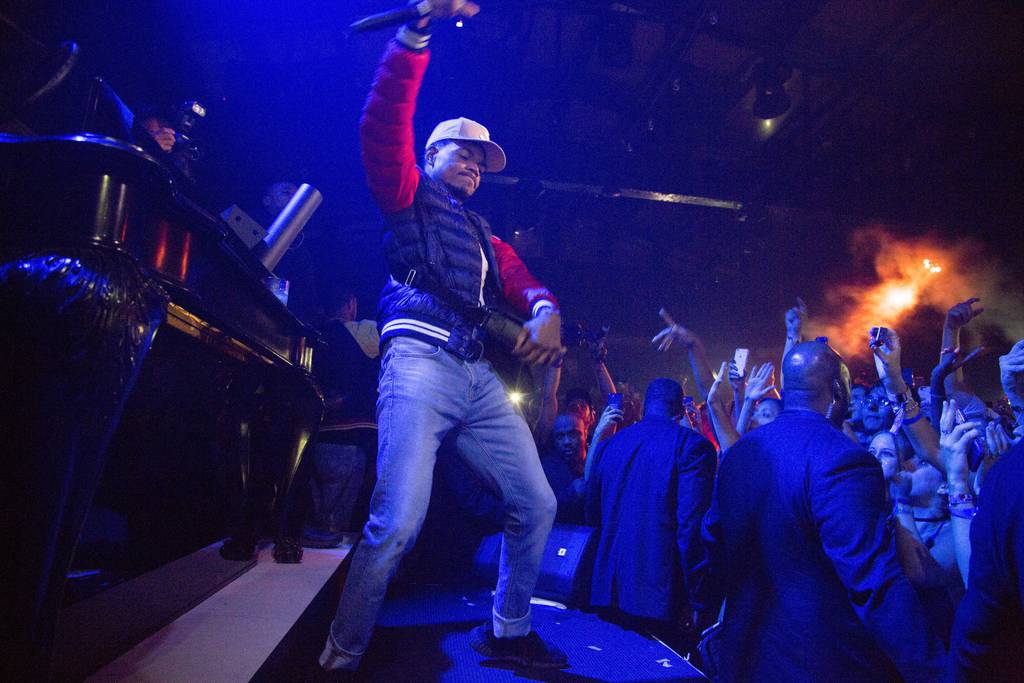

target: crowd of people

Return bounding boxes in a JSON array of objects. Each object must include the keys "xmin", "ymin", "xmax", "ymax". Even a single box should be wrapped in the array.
[{"xmin": 489, "ymin": 291, "xmax": 1022, "ymax": 679}]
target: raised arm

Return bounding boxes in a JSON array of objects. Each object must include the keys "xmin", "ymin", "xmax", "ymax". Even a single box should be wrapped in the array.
[
  {"xmin": 735, "ymin": 363, "xmax": 777, "ymax": 435},
  {"xmin": 999, "ymin": 339, "xmax": 1024, "ymax": 412},
  {"xmin": 930, "ymin": 345, "xmax": 986, "ymax": 428},
  {"xmin": 728, "ymin": 360, "xmax": 746, "ymax": 423},
  {"xmin": 940, "ymin": 297, "xmax": 984, "ymax": 395},
  {"xmin": 871, "ymin": 328, "xmax": 942, "ymax": 471},
  {"xmin": 652, "ymin": 309, "xmax": 715, "ymax": 400},
  {"xmin": 359, "ymin": 39, "xmax": 430, "ymax": 215},
  {"xmin": 586, "ymin": 334, "xmax": 617, "ymax": 397},
  {"xmin": 534, "ymin": 363, "xmax": 560, "ymax": 442},
  {"xmin": 707, "ymin": 362, "xmax": 740, "ymax": 451},
  {"xmin": 781, "ymin": 297, "xmax": 807, "ymax": 377},
  {"xmin": 585, "ymin": 404, "xmax": 623, "ymax": 481},
  {"xmin": 938, "ymin": 398, "xmax": 983, "ymax": 588}
]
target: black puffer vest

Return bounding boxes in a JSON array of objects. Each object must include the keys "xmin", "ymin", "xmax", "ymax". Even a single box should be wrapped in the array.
[{"xmin": 377, "ymin": 170, "xmax": 503, "ymax": 349}]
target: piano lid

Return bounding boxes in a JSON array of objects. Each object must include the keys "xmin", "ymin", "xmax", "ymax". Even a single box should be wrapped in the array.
[{"xmin": 0, "ymin": 133, "xmax": 319, "ymax": 368}]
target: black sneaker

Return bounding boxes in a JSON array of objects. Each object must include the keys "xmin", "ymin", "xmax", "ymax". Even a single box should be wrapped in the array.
[{"xmin": 470, "ymin": 624, "xmax": 569, "ymax": 669}]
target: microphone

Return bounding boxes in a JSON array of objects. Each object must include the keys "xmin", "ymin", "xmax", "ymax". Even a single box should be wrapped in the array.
[{"xmin": 350, "ymin": 0, "xmax": 431, "ymax": 32}]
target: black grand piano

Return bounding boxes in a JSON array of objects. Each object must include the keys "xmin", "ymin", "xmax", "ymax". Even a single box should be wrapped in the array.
[{"xmin": 0, "ymin": 128, "xmax": 324, "ymax": 680}]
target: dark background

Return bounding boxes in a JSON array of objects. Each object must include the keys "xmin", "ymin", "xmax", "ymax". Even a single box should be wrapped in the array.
[{"xmin": 5, "ymin": 0, "xmax": 1023, "ymax": 399}]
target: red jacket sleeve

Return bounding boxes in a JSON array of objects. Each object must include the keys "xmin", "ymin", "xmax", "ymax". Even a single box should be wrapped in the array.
[
  {"xmin": 359, "ymin": 41, "xmax": 429, "ymax": 215},
  {"xmin": 490, "ymin": 235, "xmax": 558, "ymax": 317}
]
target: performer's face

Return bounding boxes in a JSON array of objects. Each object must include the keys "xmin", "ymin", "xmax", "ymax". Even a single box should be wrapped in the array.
[{"xmin": 426, "ymin": 141, "xmax": 485, "ymax": 201}]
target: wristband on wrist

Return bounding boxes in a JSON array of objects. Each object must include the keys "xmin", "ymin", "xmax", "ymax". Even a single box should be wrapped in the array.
[
  {"xmin": 396, "ymin": 23, "xmax": 431, "ymax": 50},
  {"xmin": 902, "ymin": 410, "xmax": 924, "ymax": 426},
  {"xmin": 948, "ymin": 491, "xmax": 976, "ymax": 506}
]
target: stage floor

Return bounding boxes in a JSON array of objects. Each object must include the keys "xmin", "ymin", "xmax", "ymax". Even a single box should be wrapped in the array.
[
  {"xmin": 87, "ymin": 541, "xmax": 354, "ymax": 683},
  {"xmin": 84, "ymin": 538, "xmax": 706, "ymax": 682},
  {"xmin": 354, "ymin": 584, "xmax": 707, "ymax": 682}
]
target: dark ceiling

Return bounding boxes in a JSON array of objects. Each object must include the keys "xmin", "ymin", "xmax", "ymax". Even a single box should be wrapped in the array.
[{"xmin": 4, "ymin": 0, "xmax": 1023, "ymax": 394}]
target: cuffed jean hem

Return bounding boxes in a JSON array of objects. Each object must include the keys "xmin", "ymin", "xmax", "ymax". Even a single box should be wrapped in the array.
[
  {"xmin": 319, "ymin": 634, "xmax": 363, "ymax": 671},
  {"xmin": 493, "ymin": 604, "xmax": 532, "ymax": 638}
]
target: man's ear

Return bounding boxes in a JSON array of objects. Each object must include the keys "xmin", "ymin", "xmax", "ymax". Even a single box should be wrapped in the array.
[
  {"xmin": 831, "ymin": 378, "xmax": 850, "ymax": 415},
  {"xmin": 424, "ymin": 145, "xmax": 438, "ymax": 168}
]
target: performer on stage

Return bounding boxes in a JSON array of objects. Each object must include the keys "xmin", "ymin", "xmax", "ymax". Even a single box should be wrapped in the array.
[{"xmin": 320, "ymin": 0, "xmax": 569, "ymax": 673}]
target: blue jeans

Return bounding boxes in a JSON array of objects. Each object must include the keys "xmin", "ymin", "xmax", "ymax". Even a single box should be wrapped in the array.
[{"xmin": 321, "ymin": 336, "xmax": 556, "ymax": 669}]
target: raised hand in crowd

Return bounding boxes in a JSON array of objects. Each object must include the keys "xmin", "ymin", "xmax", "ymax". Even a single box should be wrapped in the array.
[
  {"xmin": 938, "ymin": 398, "xmax": 983, "ymax": 587},
  {"xmin": 735, "ymin": 363, "xmax": 777, "ymax": 435},
  {"xmin": 940, "ymin": 297, "xmax": 985, "ymax": 395},
  {"xmin": 592, "ymin": 404, "xmax": 623, "ymax": 445},
  {"xmin": 999, "ymin": 339, "xmax": 1024, "ymax": 412},
  {"xmin": 869, "ymin": 326, "xmax": 942, "ymax": 470},
  {"xmin": 782, "ymin": 297, "xmax": 808, "ymax": 376},
  {"xmin": 707, "ymin": 361, "xmax": 740, "ymax": 451},
  {"xmin": 728, "ymin": 360, "xmax": 746, "ymax": 420},
  {"xmin": 974, "ymin": 421, "xmax": 1014, "ymax": 495},
  {"xmin": 785, "ymin": 297, "xmax": 808, "ymax": 340},
  {"xmin": 652, "ymin": 312, "xmax": 699, "ymax": 352},
  {"xmin": 652, "ymin": 308, "xmax": 715, "ymax": 400},
  {"xmin": 584, "ymin": 332, "xmax": 618, "ymax": 402},
  {"xmin": 946, "ymin": 297, "xmax": 986, "ymax": 330},
  {"xmin": 423, "ymin": 0, "xmax": 480, "ymax": 20},
  {"xmin": 745, "ymin": 363, "xmax": 777, "ymax": 402},
  {"xmin": 887, "ymin": 460, "xmax": 923, "ymax": 539},
  {"xmin": 586, "ymin": 334, "xmax": 608, "ymax": 365},
  {"xmin": 584, "ymin": 404, "xmax": 623, "ymax": 480},
  {"xmin": 929, "ymin": 345, "xmax": 985, "ymax": 425},
  {"xmin": 984, "ymin": 421, "xmax": 1013, "ymax": 458}
]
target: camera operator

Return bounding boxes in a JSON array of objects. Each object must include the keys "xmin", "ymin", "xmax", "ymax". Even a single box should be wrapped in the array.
[
  {"xmin": 139, "ymin": 110, "xmax": 176, "ymax": 153},
  {"xmin": 136, "ymin": 101, "xmax": 205, "ymax": 181}
]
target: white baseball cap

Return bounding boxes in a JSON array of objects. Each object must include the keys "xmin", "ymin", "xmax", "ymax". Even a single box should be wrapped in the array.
[{"xmin": 425, "ymin": 117, "xmax": 507, "ymax": 173}]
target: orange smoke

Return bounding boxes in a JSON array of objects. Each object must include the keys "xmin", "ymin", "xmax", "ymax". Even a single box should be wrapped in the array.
[{"xmin": 814, "ymin": 224, "xmax": 1024, "ymax": 358}]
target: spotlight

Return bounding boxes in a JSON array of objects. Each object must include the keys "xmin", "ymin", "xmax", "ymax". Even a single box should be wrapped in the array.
[
  {"xmin": 752, "ymin": 61, "xmax": 792, "ymax": 120},
  {"xmin": 508, "ymin": 391, "xmax": 524, "ymax": 405}
]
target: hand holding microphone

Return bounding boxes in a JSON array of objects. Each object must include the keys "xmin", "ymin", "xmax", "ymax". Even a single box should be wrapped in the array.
[
  {"xmin": 350, "ymin": 0, "xmax": 480, "ymax": 33},
  {"xmin": 427, "ymin": 0, "xmax": 481, "ymax": 20}
]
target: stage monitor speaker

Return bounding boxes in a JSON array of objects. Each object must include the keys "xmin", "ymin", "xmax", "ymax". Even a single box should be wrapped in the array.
[{"xmin": 472, "ymin": 523, "xmax": 597, "ymax": 607}]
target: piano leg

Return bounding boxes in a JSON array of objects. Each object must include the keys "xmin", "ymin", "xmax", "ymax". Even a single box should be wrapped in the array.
[
  {"xmin": 219, "ymin": 374, "xmax": 263, "ymax": 562},
  {"xmin": 219, "ymin": 372, "xmax": 321, "ymax": 564},
  {"xmin": 0, "ymin": 246, "xmax": 167, "ymax": 681},
  {"xmin": 271, "ymin": 377, "xmax": 323, "ymax": 564}
]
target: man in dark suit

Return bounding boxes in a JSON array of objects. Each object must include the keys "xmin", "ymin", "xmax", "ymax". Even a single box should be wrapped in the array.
[
  {"xmin": 705, "ymin": 341, "xmax": 944, "ymax": 681},
  {"xmin": 950, "ymin": 438, "xmax": 1024, "ymax": 680},
  {"xmin": 585, "ymin": 378, "xmax": 716, "ymax": 647}
]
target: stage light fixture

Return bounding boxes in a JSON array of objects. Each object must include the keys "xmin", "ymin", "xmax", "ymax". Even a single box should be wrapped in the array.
[{"xmin": 752, "ymin": 61, "xmax": 793, "ymax": 120}]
